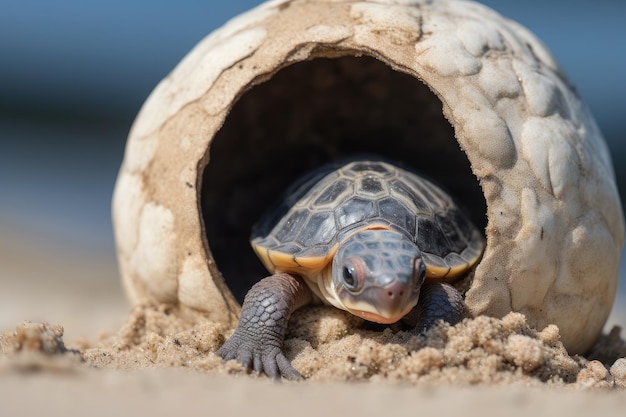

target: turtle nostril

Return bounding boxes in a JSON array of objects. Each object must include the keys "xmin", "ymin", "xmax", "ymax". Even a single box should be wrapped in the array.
[{"xmin": 387, "ymin": 290, "xmax": 404, "ymax": 298}]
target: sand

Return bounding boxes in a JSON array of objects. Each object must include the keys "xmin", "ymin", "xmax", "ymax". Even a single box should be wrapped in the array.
[
  {"xmin": 2, "ymin": 232, "xmax": 626, "ymax": 416},
  {"xmin": 2, "ymin": 306, "xmax": 626, "ymax": 387}
]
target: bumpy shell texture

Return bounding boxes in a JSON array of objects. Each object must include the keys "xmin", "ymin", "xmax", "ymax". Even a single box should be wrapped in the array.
[
  {"xmin": 251, "ymin": 160, "xmax": 484, "ymax": 279},
  {"xmin": 112, "ymin": 0, "xmax": 624, "ymax": 353}
]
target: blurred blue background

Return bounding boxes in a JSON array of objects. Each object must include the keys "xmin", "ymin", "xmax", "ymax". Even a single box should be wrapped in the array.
[{"xmin": 1, "ymin": 0, "xmax": 625, "ymax": 330}]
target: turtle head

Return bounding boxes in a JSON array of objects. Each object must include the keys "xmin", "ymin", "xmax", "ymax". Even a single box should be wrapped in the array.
[{"xmin": 331, "ymin": 228, "xmax": 426, "ymax": 324}]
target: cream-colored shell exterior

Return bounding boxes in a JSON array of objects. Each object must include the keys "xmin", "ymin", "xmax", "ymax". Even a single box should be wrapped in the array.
[{"xmin": 112, "ymin": 0, "xmax": 624, "ymax": 353}]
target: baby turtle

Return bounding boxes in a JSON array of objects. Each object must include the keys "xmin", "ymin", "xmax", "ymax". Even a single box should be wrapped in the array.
[{"xmin": 217, "ymin": 160, "xmax": 485, "ymax": 379}]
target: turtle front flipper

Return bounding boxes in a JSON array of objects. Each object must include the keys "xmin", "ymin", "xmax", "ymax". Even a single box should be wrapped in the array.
[
  {"xmin": 216, "ymin": 273, "xmax": 312, "ymax": 380},
  {"xmin": 402, "ymin": 282, "xmax": 466, "ymax": 332}
]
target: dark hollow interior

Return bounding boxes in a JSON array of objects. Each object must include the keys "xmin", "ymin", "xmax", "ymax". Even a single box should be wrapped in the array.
[{"xmin": 202, "ymin": 56, "xmax": 487, "ymax": 303}]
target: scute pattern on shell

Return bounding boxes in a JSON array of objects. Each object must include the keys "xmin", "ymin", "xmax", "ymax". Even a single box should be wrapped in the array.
[
  {"xmin": 252, "ymin": 161, "xmax": 480, "ymax": 277},
  {"xmin": 112, "ymin": 0, "xmax": 624, "ymax": 353}
]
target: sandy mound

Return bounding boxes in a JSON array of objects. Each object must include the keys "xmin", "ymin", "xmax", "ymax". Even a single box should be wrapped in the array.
[{"xmin": 2, "ymin": 304, "xmax": 625, "ymax": 389}]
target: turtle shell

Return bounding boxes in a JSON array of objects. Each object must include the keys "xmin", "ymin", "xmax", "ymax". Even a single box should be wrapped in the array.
[{"xmin": 251, "ymin": 160, "xmax": 484, "ymax": 280}]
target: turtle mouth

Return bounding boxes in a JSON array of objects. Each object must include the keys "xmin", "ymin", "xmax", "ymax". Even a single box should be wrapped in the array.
[
  {"xmin": 351, "ymin": 309, "xmax": 407, "ymax": 324},
  {"xmin": 342, "ymin": 299, "xmax": 417, "ymax": 324},
  {"xmin": 337, "ymin": 277, "xmax": 419, "ymax": 324}
]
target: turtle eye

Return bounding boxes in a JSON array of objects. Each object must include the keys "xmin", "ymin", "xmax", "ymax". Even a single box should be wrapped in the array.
[
  {"xmin": 413, "ymin": 258, "xmax": 426, "ymax": 291},
  {"xmin": 338, "ymin": 258, "xmax": 364, "ymax": 292},
  {"xmin": 342, "ymin": 265, "xmax": 357, "ymax": 290}
]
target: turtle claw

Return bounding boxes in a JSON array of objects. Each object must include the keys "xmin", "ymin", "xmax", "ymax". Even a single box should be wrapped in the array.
[
  {"xmin": 216, "ymin": 273, "xmax": 311, "ymax": 380},
  {"xmin": 216, "ymin": 331, "xmax": 301, "ymax": 381},
  {"xmin": 253, "ymin": 354, "xmax": 263, "ymax": 374},
  {"xmin": 261, "ymin": 350, "xmax": 302, "ymax": 381},
  {"xmin": 276, "ymin": 353, "xmax": 302, "ymax": 380}
]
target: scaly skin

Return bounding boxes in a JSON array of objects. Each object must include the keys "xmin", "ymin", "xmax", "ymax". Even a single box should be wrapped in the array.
[
  {"xmin": 216, "ymin": 273, "xmax": 312, "ymax": 380},
  {"xmin": 217, "ymin": 276, "xmax": 465, "ymax": 379},
  {"xmin": 402, "ymin": 282, "xmax": 466, "ymax": 331}
]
